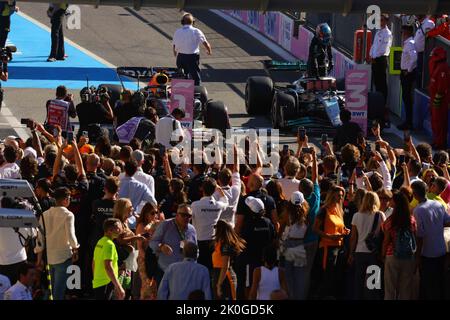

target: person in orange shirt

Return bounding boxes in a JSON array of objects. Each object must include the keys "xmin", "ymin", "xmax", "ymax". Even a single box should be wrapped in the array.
[
  {"xmin": 212, "ymin": 220, "xmax": 246, "ymax": 300},
  {"xmin": 313, "ymin": 185, "xmax": 350, "ymax": 299}
]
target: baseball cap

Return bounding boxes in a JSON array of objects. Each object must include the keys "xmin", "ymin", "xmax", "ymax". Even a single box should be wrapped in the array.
[
  {"xmin": 290, "ymin": 191, "xmax": 305, "ymax": 205},
  {"xmin": 245, "ymin": 196, "xmax": 265, "ymax": 214},
  {"xmin": 23, "ymin": 147, "xmax": 37, "ymax": 159},
  {"xmin": 131, "ymin": 150, "xmax": 145, "ymax": 163}
]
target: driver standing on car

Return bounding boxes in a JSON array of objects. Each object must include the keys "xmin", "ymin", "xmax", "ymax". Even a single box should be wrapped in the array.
[
  {"xmin": 307, "ymin": 23, "xmax": 333, "ymax": 78},
  {"xmin": 172, "ymin": 13, "xmax": 212, "ymax": 86}
]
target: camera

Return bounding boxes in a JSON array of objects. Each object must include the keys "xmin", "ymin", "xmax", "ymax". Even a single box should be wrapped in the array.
[
  {"xmin": 20, "ymin": 118, "xmax": 34, "ymax": 129},
  {"xmin": 302, "ymin": 147, "xmax": 313, "ymax": 154},
  {"xmin": 0, "ymin": 46, "xmax": 16, "ymax": 63}
]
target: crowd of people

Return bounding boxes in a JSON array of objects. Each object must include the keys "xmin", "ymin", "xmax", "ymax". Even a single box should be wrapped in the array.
[{"xmin": 0, "ymin": 97, "xmax": 450, "ymax": 301}]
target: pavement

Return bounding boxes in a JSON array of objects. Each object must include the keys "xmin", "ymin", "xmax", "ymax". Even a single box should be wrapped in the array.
[{"xmin": 0, "ymin": 3, "xmax": 432, "ymax": 150}]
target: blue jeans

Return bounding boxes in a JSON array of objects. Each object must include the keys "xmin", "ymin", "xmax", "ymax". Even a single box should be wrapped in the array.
[
  {"xmin": 50, "ymin": 258, "xmax": 72, "ymax": 300},
  {"xmin": 285, "ymin": 260, "xmax": 306, "ymax": 300}
]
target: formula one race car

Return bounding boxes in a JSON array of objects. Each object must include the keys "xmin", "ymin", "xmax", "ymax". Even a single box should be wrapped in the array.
[
  {"xmin": 97, "ymin": 66, "xmax": 231, "ymax": 134},
  {"xmin": 245, "ymin": 60, "xmax": 384, "ymax": 135}
]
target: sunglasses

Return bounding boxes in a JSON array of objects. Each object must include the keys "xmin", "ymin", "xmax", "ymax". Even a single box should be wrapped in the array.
[{"xmin": 178, "ymin": 212, "xmax": 192, "ymax": 218}]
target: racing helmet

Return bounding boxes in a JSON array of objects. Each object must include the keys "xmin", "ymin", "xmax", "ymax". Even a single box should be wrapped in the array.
[
  {"xmin": 148, "ymin": 72, "xmax": 169, "ymax": 97},
  {"xmin": 316, "ymin": 23, "xmax": 332, "ymax": 45}
]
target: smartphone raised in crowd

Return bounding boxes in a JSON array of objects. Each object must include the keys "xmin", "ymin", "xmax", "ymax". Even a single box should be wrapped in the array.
[
  {"xmin": 321, "ymin": 134, "xmax": 328, "ymax": 145},
  {"xmin": 283, "ymin": 145, "xmax": 289, "ymax": 154},
  {"xmin": 399, "ymin": 154, "xmax": 406, "ymax": 164},
  {"xmin": 159, "ymin": 145, "xmax": 166, "ymax": 157},
  {"xmin": 301, "ymin": 147, "xmax": 313, "ymax": 154},
  {"xmin": 66, "ymin": 131, "xmax": 74, "ymax": 142},
  {"xmin": 298, "ymin": 127, "xmax": 306, "ymax": 140}
]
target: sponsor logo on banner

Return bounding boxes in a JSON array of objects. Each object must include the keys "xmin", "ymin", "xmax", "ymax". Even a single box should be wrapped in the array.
[
  {"xmin": 170, "ymin": 79, "xmax": 195, "ymax": 134},
  {"xmin": 47, "ymin": 100, "xmax": 69, "ymax": 131},
  {"xmin": 345, "ymin": 69, "xmax": 369, "ymax": 135}
]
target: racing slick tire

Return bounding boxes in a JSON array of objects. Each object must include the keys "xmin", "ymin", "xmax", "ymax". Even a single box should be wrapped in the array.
[
  {"xmin": 277, "ymin": 92, "xmax": 296, "ymax": 130},
  {"xmin": 272, "ymin": 92, "xmax": 295, "ymax": 129},
  {"xmin": 97, "ymin": 84, "xmax": 122, "ymax": 107},
  {"xmin": 245, "ymin": 76, "xmax": 273, "ymax": 115},
  {"xmin": 194, "ymin": 85, "xmax": 209, "ymax": 106},
  {"xmin": 204, "ymin": 100, "xmax": 231, "ymax": 136}
]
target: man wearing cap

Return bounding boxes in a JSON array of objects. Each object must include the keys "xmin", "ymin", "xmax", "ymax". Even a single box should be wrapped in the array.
[
  {"xmin": 235, "ymin": 196, "xmax": 276, "ymax": 300},
  {"xmin": 119, "ymin": 150, "xmax": 154, "ymax": 197},
  {"xmin": 235, "ymin": 174, "xmax": 278, "ymax": 234}
]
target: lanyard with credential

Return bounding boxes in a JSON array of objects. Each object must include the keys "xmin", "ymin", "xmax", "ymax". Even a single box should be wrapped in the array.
[{"xmin": 174, "ymin": 220, "xmax": 186, "ymax": 241}]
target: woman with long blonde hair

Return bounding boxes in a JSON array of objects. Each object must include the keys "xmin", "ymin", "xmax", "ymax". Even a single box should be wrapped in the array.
[
  {"xmin": 212, "ymin": 220, "xmax": 246, "ymax": 300},
  {"xmin": 313, "ymin": 185, "xmax": 350, "ymax": 299},
  {"xmin": 348, "ymin": 191, "xmax": 385, "ymax": 300},
  {"xmin": 279, "ymin": 191, "xmax": 310, "ymax": 299}
]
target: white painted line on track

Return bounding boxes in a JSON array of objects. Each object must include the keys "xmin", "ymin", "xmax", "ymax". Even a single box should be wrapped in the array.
[
  {"xmin": 1, "ymin": 107, "xmax": 29, "ymax": 140},
  {"xmin": 210, "ymin": 10, "xmax": 297, "ymax": 62},
  {"xmin": 17, "ymin": 11, "xmax": 117, "ymax": 68}
]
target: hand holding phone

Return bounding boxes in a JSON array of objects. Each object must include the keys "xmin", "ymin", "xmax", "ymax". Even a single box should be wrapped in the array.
[
  {"xmin": 355, "ymin": 167, "xmax": 363, "ymax": 177},
  {"xmin": 399, "ymin": 154, "xmax": 406, "ymax": 164},
  {"xmin": 321, "ymin": 134, "xmax": 328, "ymax": 145},
  {"xmin": 298, "ymin": 127, "xmax": 306, "ymax": 141},
  {"xmin": 302, "ymin": 147, "xmax": 313, "ymax": 154}
]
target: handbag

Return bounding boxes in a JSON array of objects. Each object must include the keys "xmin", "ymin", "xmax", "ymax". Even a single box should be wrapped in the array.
[{"xmin": 365, "ymin": 212, "xmax": 384, "ymax": 254}]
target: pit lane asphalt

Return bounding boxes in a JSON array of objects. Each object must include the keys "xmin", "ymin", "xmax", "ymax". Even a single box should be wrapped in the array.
[{"xmin": 1, "ymin": 3, "xmax": 427, "ymax": 148}]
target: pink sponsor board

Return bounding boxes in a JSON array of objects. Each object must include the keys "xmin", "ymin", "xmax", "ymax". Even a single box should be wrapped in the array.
[
  {"xmin": 345, "ymin": 69, "xmax": 369, "ymax": 135},
  {"xmin": 170, "ymin": 79, "xmax": 195, "ymax": 133}
]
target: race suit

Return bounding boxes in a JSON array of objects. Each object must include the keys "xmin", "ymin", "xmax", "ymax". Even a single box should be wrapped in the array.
[
  {"xmin": 428, "ymin": 47, "xmax": 450, "ymax": 148},
  {"xmin": 307, "ymin": 36, "xmax": 333, "ymax": 78}
]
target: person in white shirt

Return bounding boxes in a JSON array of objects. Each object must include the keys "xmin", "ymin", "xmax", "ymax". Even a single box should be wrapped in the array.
[
  {"xmin": 3, "ymin": 263, "xmax": 36, "ymax": 300},
  {"xmin": 414, "ymin": 15, "xmax": 435, "ymax": 87},
  {"xmin": 119, "ymin": 150, "xmax": 155, "ymax": 196},
  {"xmin": 155, "ymin": 108, "xmax": 186, "ymax": 149},
  {"xmin": 214, "ymin": 157, "xmax": 241, "ymax": 227},
  {"xmin": 0, "ymin": 145, "xmax": 21, "ymax": 179},
  {"xmin": 192, "ymin": 178, "xmax": 229, "ymax": 270},
  {"xmin": 0, "ymin": 274, "xmax": 11, "ymax": 300},
  {"xmin": 278, "ymin": 156, "xmax": 301, "ymax": 200},
  {"xmin": 172, "ymin": 13, "xmax": 212, "ymax": 85},
  {"xmin": 369, "ymin": 14, "xmax": 392, "ymax": 126},
  {"xmin": 397, "ymin": 25, "xmax": 417, "ymax": 131},
  {"xmin": 35, "ymin": 187, "xmax": 79, "ymax": 300}
]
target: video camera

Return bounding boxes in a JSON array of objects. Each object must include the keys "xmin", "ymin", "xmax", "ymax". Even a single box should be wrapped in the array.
[
  {"xmin": 80, "ymin": 85, "xmax": 110, "ymax": 104},
  {"xmin": 0, "ymin": 45, "xmax": 17, "ymax": 62}
]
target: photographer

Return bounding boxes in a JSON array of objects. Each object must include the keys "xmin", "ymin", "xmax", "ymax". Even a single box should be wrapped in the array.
[
  {"xmin": 45, "ymin": 85, "xmax": 76, "ymax": 133},
  {"xmin": 76, "ymin": 86, "xmax": 114, "ymax": 139},
  {"xmin": 114, "ymin": 89, "xmax": 139, "ymax": 127}
]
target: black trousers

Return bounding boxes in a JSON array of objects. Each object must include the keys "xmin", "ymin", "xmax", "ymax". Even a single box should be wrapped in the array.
[
  {"xmin": 416, "ymin": 51, "xmax": 424, "ymax": 88},
  {"xmin": 197, "ymin": 240, "xmax": 214, "ymax": 270},
  {"xmin": 0, "ymin": 260, "xmax": 27, "ymax": 285},
  {"xmin": 0, "ymin": 15, "xmax": 11, "ymax": 48},
  {"xmin": 176, "ymin": 53, "xmax": 201, "ymax": 85},
  {"xmin": 49, "ymin": 9, "xmax": 65, "ymax": 59},
  {"xmin": 420, "ymin": 255, "xmax": 446, "ymax": 300},
  {"xmin": 372, "ymin": 56, "xmax": 388, "ymax": 105},
  {"xmin": 94, "ymin": 281, "xmax": 115, "ymax": 300},
  {"xmin": 400, "ymin": 69, "xmax": 416, "ymax": 127}
]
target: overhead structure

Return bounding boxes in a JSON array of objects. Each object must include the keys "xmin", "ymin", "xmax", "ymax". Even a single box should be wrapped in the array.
[{"xmin": 17, "ymin": 0, "xmax": 450, "ymax": 14}]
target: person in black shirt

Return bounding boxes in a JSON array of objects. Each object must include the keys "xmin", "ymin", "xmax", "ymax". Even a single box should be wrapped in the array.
[
  {"xmin": 76, "ymin": 87, "xmax": 113, "ymax": 138},
  {"xmin": 85, "ymin": 153, "xmax": 105, "ymax": 202},
  {"xmin": 235, "ymin": 174, "xmax": 277, "ymax": 234},
  {"xmin": 333, "ymin": 109, "xmax": 363, "ymax": 152},
  {"xmin": 187, "ymin": 163, "xmax": 207, "ymax": 203},
  {"xmin": 234, "ymin": 196, "xmax": 275, "ymax": 300},
  {"xmin": 37, "ymin": 151, "xmax": 57, "ymax": 181},
  {"xmin": 35, "ymin": 178, "xmax": 55, "ymax": 213},
  {"xmin": 114, "ymin": 90, "xmax": 140, "ymax": 127}
]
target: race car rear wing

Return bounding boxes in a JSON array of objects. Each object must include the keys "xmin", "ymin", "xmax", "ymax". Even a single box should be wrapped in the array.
[
  {"xmin": 262, "ymin": 59, "xmax": 307, "ymax": 72},
  {"xmin": 116, "ymin": 66, "xmax": 184, "ymax": 81}
]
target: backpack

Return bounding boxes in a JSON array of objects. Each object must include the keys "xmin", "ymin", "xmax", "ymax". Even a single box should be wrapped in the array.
[
  {"xmin": 394, "ymin": 227, "xmax": 416, "ymax": 259},
  {"xmin": 365, "ymin": 212, "xmax": 384, "ymax": 255}
]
